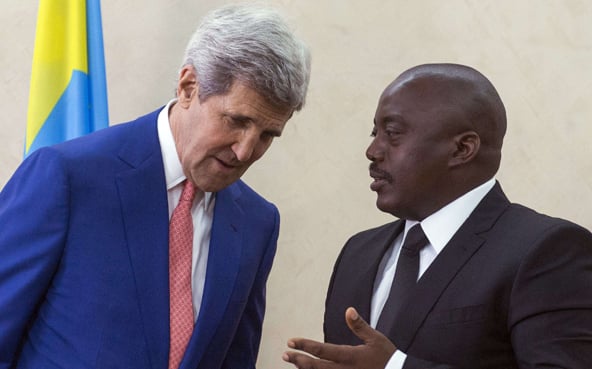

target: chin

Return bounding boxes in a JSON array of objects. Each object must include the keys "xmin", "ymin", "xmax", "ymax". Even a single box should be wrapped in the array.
[
  {"xmin": 377, "ymin": 194, "xmax": 415, "ymax": 219},
  {"xmin": 375, "ymin": 199, "xmax": 397, "ymax": 216}
]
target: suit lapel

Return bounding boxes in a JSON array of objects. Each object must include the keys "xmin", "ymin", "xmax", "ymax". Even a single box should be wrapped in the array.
[
  {"xmin": 392, "ymin": 183, "xmax": 510, "ymax": 350},
  {"xmin": 355, "ymin": 221, "xmax": 404, "ymax": 322},
  {"xmin": 181, "ymin": 184, "xmax": 243, "ymax": 368},
  {"xmin": 115, "ymin": 112, "xmax": 170, "ymax": 369}
]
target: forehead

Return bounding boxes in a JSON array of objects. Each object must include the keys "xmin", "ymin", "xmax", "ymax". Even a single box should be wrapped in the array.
[
  {"xmin": 218, "ymin": 82, "xmax": 293, "ymax": 129},
  {"xmin": 374, "ymin": 77, "xmax": 463, "ymax": 126},
  {"xmin": 226, "ymin": 83, "xmax": 290, "ymax": 113}
]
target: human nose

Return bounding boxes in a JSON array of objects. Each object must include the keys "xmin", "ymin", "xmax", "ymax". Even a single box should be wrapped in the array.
[
  {"xmin": 232, "ymin": 130, "xmax": 260, "ymax": 162},
  {"xmin": 366, "ymin": 137, "xmax": 383, "ymax": 162}
]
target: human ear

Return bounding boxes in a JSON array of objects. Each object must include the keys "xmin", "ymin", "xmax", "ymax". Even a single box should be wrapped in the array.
[
  {"xmin": 176, "ymin": 65, "xmax": 198, "ymax": 107},
  {"xmin": 449, "ymin": 131, "xmax": 480, "ymax": 167}
]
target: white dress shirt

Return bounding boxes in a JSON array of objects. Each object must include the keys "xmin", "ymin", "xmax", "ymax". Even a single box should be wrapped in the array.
[
  {"xmin": 370, "ymin": 179, "xmax": 496, "ymax": 369},
  {"xmin": 157, "ymin": 100, "xmax": 216, "ymax": 322}
]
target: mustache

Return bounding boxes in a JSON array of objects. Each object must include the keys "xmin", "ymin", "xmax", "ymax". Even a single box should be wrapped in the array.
[{"xmin": 369, "ymin": 163, "xmax": 393, "ymax": 183}]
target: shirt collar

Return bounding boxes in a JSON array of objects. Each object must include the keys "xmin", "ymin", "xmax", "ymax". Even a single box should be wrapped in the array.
[
  {"xmin": 157, "ymin": 99, "xmax": 214, "ymax": 209},
  {"xmin": 407, "ymin": 178, "xmax": 496, "ymax": 253}
]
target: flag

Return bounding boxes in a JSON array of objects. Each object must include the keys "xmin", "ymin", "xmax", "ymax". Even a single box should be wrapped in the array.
[{"xmin": 25, "ymin": 0, "xmax": 109, "ymax": 157}]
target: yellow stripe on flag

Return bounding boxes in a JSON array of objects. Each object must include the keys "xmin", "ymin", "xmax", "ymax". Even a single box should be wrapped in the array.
[{"xmin": 26, "ymin": 0, "xmax": 88, "ymax": 153}]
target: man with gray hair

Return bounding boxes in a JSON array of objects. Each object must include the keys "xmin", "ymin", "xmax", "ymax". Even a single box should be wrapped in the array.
[{"xmin": 0, "ymin": 4, "xmax": 310, "ymax": 369}]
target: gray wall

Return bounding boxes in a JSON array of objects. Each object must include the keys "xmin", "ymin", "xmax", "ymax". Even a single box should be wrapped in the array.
[{"xmin": 1, "ymin": 1, "xmax": 591, "ymax": 368}]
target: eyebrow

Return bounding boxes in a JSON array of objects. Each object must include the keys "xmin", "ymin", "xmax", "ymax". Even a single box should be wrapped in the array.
[
  {"xmin": 374, "ymin": 114, "xmax": 407, "ymax": 128},
  {"xmin": 228, "ymin": 114, "xmax": 252, "ymax": 124},
  {"xmin": 265, "ymin": 127, "xmax": 283, "ymax": 138},
  {"xmin": 381, "ymin": 113, "xmax": 407, "ymax": 125}
]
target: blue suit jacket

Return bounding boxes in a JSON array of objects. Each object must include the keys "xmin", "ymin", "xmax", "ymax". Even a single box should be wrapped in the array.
[{"xmin": 0, "ymin": 109, "xmax": 279, "ymax": 369}]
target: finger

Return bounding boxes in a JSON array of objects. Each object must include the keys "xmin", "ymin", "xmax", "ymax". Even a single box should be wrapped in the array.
[
  {"xmin": 345, "ymin": 307, "xmax": 397, "ymax": 358},
  {"xmin": 283, "ymin": 350, "xmax": 332, "ymax": 369},
  {"xmin": 344, "ymin": 307, "xmax": 380, "ymax": 343},
  {"xmin": 287, "ymin": 337, "xmax": 352, "ymax": 361}
]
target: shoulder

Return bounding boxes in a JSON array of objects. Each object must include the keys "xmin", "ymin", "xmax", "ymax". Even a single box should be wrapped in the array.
[
  {"xmin": 13, "ymin": 109, "xmax": 164, "ymax": 192},
  {"xmin": 500, "ymin": 202, "xmax": 591, "ymax": 241},
  {"xmin": 347, "ymin": 221, "xmax": 401, "ymax": 245},
  {"xmin": 28, "ymin": 109, "xmax": 161, "ymax": 161},
  {"xmin": 485, "ymin": 202, "xmax": 592, "ymax": 273},
  {"xmin": 62, "ymin": 109, "xmax": 161, "ymax": 156},
  {"xmin": 334, "ymin": 220, "xmax": 402, "ymax": 260},
  {"xmin": 229, "ymin": 179, "xmax": 275, "ymax": 206},
  {"xmin": 221, "ymin": 179, "xmax": 279, "ymax": 221},
  {"xmin": 27, "ymin": 109, "xmax": 163, "ymax": 169}
]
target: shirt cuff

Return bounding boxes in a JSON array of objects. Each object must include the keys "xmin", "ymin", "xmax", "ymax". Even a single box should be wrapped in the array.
[{"xmin": 385, "ymin": 350, "xmax": 407, "ymax": 369}]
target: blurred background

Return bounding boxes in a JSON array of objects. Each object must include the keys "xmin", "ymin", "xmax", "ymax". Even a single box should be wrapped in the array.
[{"xmin": 1, "ymin": 1, "xmax": 591, "ymax": 368}]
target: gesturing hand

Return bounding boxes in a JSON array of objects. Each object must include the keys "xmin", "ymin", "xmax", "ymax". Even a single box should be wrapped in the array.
[{"xmin": 283, "ymin": 307, "xmax": 396, "ymax": 369}]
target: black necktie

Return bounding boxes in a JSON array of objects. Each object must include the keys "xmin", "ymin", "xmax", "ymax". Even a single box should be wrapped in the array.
[{"xmin": 376, "ymin": 224, "xmax": 429, "ymax": 335}]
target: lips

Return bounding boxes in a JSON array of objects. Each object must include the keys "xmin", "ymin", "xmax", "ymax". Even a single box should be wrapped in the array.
[
  {"xmin": 216, "ymin": 158, "xmax": 235, "ymax": 168},
  {"xmin": 214, "ymin": 157, "xmax": 241, "ymax": 172},
  {"xmin": 369, "ymin": 164, "xmax": 392, "ymax": 191}
]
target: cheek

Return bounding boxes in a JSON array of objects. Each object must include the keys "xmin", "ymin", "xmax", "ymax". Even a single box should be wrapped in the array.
[
  {"xmin": 183, "ymin": 128, "xmax": 226, "ymax": 160},
  {"xmin": 178, "ymin": 141, "xmax": 210, "ymax": 176},
  {"xmin": 183, "ymin": 140, "xmax": 204, "ymax": 163}
]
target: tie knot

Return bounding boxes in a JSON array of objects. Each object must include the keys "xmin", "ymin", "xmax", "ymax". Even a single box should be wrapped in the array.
[
  {"xmin": 402, "ymin": 224, "xmax": 429, "ymax": 254},
  {"xmin": 180, "ymin": 180, "xmax": 196, "ymax": 203}
]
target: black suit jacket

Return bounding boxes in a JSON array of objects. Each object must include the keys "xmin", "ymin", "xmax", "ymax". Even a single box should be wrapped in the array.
[{"xmin": 324, "ymin": 183, "xmax": 592, "ymax": 368}]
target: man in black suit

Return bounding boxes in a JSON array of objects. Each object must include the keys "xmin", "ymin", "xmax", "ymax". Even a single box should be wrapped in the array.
[{"xmin": 283, "ymin": 63, "xmax": 592, "ymax": 368}]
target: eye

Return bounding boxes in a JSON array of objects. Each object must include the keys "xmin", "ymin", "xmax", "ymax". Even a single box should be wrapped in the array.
[
  {"xmin": 225, "ymin": 115, "xmax": 250, "ymax": 129},
  {"xmin": 260, "ymin": 131, "xmax": 276, "ymax": 142},
  {"xmin": 385, "ymin": 128, "xmax": 402, "ymax": 138},
  {"xmin": 384, "ymin": 121, "xmax": 406, "ymax": 139},
  {"xmin": 370, "ymin": 128, "xmax": 377, "ymax": 137}
]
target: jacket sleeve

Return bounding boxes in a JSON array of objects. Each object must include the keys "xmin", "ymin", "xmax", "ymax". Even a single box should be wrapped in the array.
[
  {"xmin": 0, "ymin": 149, "xmax": 69, "ymax": 368},
  {"xmin": 508, "ymin": 222, "xmax": 592, "ymax": 368},
  {"xmin": 401, "ymin": 356, "xmax": 461, "ymax": 369},
  {"xmin": 401, "ymin": 222, "xmax": 592, "ymax": 369}
]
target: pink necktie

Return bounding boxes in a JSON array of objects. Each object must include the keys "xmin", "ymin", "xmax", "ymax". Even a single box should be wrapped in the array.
[{"xmin": 168, "ymin": 180, "xmax": 196, "ymax": 369}]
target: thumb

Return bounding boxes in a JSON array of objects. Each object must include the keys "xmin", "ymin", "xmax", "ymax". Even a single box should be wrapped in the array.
[{"xmin": 345, "ymin": 307, "xmax": 378, "ymax": 343}]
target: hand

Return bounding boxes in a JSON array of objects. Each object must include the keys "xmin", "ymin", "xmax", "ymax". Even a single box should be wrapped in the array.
[{"xmin": 283, "ymin": 307, "xmax": 396, "ymax": 369}]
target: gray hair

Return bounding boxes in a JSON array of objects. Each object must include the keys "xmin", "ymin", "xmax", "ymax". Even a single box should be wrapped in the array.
[{"xmin": 182, "ymin": 4, "xmax": 311, "ymax": 111}]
